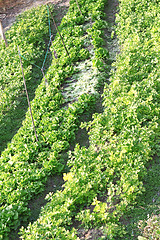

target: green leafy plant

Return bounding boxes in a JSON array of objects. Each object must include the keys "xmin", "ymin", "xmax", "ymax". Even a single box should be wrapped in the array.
[
  {"xmin": 19, "ymin": 0, "xmax": 160, "ymax": 239},
  {"xmin": 1, "ymin": 0, "xmax": 159, "ymax": 239},
  {"xmin": 0, "ymin": 0, "xmax": 108, "ymax": 237},
  {"xmin": 0, "ymin": 5, "xmax": 55, "ymax": 153}
]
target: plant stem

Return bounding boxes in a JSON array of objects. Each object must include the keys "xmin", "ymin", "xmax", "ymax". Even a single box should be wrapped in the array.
[
  {"xmin": 75, "ymin": 0, "xmax": 82, "ymax": 15},
  {"xmin": 48, "ymin": 5, "xmax": 70, "ymax": 58},
  {"xmin": 18, "ymin": 45, "xmax": 38, "ymax": 142}
]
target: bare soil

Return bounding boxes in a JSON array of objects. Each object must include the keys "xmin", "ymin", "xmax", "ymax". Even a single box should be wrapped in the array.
[
  {"xmin": 1, "ymin": 0, "xmax": 120, "ymax": 239},
  {"xmin": 0, "ymin": 1, "xmax": 69, "ymax": 239},
  {"xmin": 75, "ymin": 0, "xmax": 120, "ymax": 238},
  {"xmin": 0, "ymin": 0, "xmax": 70, "ymax": 31}
]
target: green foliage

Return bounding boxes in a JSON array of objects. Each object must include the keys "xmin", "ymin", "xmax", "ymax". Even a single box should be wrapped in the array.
[
  {"xmin": 1, "ymin": 0, "xmax": 159, "ymax": 238},
  {"xmin": 0, "ymin": 5, "xmax": 54, "ymax": 153},
  {"xmin": 0, "ymin": 0, "xmax": 108, "ymax": 237},
  {"xmin": 94, "ymin": 47, "xmax": 109, "ymax": 61},
  {"xmin": 19, "ymin": 0, "xmax": 160, "ymax": 239}
]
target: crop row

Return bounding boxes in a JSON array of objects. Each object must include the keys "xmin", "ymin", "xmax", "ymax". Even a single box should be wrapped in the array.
[
  {"xmin": 20, "ymin": 0, "xmax": 160, "ymax": 239},
  {"xmin": 0, "ymin": 5, "xmax": 56, "ymax": 153},
  {"xmin": 0, "ymin": 0, "xmax": 109, "ymax": 238}
]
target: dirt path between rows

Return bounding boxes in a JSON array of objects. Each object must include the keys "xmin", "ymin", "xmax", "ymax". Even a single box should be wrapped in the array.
[
  {"xmin": 1, "ymin": 0, "xmax": 120, "ymax": 239},
  {"xmin": 76, "ymin": 0, "xmax": 119, "ymax": 238},
  {"xmin": 0, "ymin": 0, "xmax": 70, "ymax": 31}
]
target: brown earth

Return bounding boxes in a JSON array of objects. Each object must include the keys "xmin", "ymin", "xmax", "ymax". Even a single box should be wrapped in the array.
[
  {"xmin": 1, "ymin": 0, "xmax": 119, "ymax": 239},
  {"xmin": 0, "ymin": 1, "xmax": 69, "ymax": 238},
  {"xmin": 0, "ymin": 0, "xmax": 70, "ymax": 31}
]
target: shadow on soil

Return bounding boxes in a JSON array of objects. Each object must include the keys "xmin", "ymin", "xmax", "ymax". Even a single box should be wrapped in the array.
[
  {"xmin": 0, "ymin": 4, "xmax": 68, "ymax": 155},
  {"xmin": 9, "ymin": 175, "xmax": 64, "ymax": 240},
  {"xmin": 121, "ymin": 156, "xmax": 160, "ymax": 239},
  {"xmin": 7, "ymin": 0, "xmax": 121, "ymax": 239}
]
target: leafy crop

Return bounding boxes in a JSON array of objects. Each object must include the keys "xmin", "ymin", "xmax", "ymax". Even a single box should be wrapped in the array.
[
  {"xmin": 0, "ymin": 0, "xmax": 109, "ymax": 238},
  {"xmin": 0, "ymin": 5, "xmax": 54, "ymax": 153},
  {"xmin": 19, "ymin": 0, "xmax": 160, "ymax": 239}
]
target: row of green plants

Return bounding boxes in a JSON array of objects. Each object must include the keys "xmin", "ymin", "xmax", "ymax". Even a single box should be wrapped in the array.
[
  {"xmin": 0, "ymin": 5, "xmax": 55, "ymax": 153},
  {"xmin": 0, "ymin": 0, "xmax": 110, "ymax": 238},
  {"xmin": 20, "ymin": 0, "xmax": 160, "ymax": 239}
]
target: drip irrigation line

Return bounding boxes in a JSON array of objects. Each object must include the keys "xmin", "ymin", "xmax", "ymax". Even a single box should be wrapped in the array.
[
  {"xmin": 48, "ymin": 5, "xmax": 70, "ymax": 58},
  {"xmin": 41, "ymin": 35, "xmax": 52, "ymax": 70},
  {"xmin": 18, "ymin": 5, "xmax": 60, "ymax": 90},
  {"xmin": 18, "ymin": 5, "xmax": 54, "ymax": 86},
  {"xmin": 41, "ymin": 5, "xmax": 53, "ymax": 70},
  {"xmin": 19, "ymin": 53, "xmax": 41, "ymax": 69}
]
